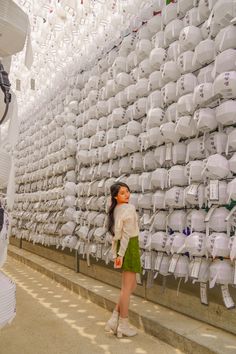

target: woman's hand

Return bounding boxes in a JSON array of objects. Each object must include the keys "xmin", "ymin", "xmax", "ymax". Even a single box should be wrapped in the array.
[{"xmin": 114, "ymin": 256, "xmax": 123, "ymax": 269}]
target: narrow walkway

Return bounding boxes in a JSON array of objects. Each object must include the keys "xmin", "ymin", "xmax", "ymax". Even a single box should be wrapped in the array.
[{"xmin": 0, "ymin": 258, "xmax": 181, "ymax": 354}]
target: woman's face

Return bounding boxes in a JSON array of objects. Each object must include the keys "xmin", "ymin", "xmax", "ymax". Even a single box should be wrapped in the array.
[{"xmin": 116, "ymin": 186, "xmax": 130, "ymax": 204}]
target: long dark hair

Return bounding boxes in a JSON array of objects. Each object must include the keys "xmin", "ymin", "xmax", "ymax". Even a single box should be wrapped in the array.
[{"xmin": 107, "ymin": 182, "xmax": 130, "ymax": 236}]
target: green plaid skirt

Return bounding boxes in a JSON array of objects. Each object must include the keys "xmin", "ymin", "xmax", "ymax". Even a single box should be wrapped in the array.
[{"xmin": 117, "ymin": 236, "xmax": 141, "ymax": 273}]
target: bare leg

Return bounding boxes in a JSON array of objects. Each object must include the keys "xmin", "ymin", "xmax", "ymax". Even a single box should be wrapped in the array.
[{"xmin": 115, "ymin": 271, "xmax": 136, "ymax": 318}]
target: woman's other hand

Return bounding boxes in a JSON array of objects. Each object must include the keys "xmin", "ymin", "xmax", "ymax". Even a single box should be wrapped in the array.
[{"xmin": 114, "ymin": 256, "xmax": 123, "ymax": 269}]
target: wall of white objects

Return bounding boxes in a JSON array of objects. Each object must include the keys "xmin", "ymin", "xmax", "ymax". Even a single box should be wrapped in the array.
[{"xmin": 11, "ymin": 0, "xmax": 236, "ymax": 333}]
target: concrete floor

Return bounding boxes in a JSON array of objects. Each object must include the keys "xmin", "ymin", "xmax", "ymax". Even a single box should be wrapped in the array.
[{"xmin": 0, "ymin": 259, "xmax": 182, "ymax": 354}]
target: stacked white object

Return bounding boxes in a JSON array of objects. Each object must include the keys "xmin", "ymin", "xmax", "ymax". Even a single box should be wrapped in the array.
[
  {"xmin": 0, "ymin": 272, "xmax": 16, "ymax": 329},
  {"xmin": 12, "ymin": 0, "xmax": 236, "ymax": 308},
  {"xmin": 11, "ymin": 90, "xmax": 78, "ymax": 249},
  {"xmin": 0, "ymin": 211, "xmax": 16, "ymax": 328}
]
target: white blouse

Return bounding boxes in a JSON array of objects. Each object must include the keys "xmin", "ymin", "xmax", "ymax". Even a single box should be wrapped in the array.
[{"xmin": 111, "ymin": 203, "xmax": 139, "ymax": 258}]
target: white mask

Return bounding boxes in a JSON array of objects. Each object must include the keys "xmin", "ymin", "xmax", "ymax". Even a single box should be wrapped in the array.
[
  {"xmin": 162, "ymin": 2, "xmax": 177, "ymax": 25},
  {"xmin": 176, "ymin": 73, "xmax": 198, "ymax": 98},
  {"xmin": 215, "ymin": 25, "xmax": 236, "ymax": 53},
  {"xmin": 146, "ymin": 127, "xmax": 164, "ymax": 149},
  {"xmin": 165, "ymin": 103, "xmax": 177, "ymax": 122},
  {"xmin": 209, "ymin": 260, "xmax": 233, "ymax": 288},
  {"xmin": 147, "ymin": 90, "xmax": 163, "ymax": 110},
  {"xmin": 185, "ymin": 160, "xmax": 204, "ymax": 183},
  {"xmin": 138, "ymin": 25, "xmax": 152, "ymax": 40},
  {"xmin": 161, "ymin": 82, "xmax": 177, "ymax": 106},
  {"xmin": 184, "ymin": 184, "xmax": 205, "ymax": 208},
  {"xmin": 194, "ymin": 108, "xmax": 217, "ymax": 133},
  {"xmin": 193, "ymin": 83, "xmax": 213, "ymax": 107},
  {"xmin": 184, "ymin": 7, "xmax": 202, "ymax": 27},
  {"xmin": 93, "ymin": 227, "xmax": 107, "ymax": 243},
  {"xmin": 173, "ymin": 255, "xmax": 189, "ymax": 280},
  {"xmin": 127, "ymin": 120, "xmax": 142, "ymax": 136},
  {"xmin": 167, "ymin": 40, "xmax": 182, "ymax": 62},
  {"xmin": 160, "ymin": 122, "xmax": 181, "ymax": 144},
  {"xmin": 179, "ymin": 26, "xmax": 202, "ymax": 51},
  {"xmin": 172, "ymin": 143, "xmax": 187, "ymax": 164},
  {"xmin": 152, "ymin": 31, "xmax": 165, "ymax": 49},
  {"xmin": 122, "ymin": 135, "xmax": 139, "ymax": 154},
  {"xmin": 127, "ymin": 51, "xmax": 137, "ymax": 72},
  {"xmin": 148, "ymin": 71, "xmax": 163, "ymax": 91},
  {"xmin": 78, "ymin": 138, "xmax": 90, "ymax": 151},
  {"xmin": 130, "ymin": 152, "xmax": 143, "ymax": 172},
  {"xmin": 216, "ymin": 100, "xmax": 236, "ymax": 126},
  {"xmin": 177, "ymin": 50, "xmax": 196, "ymax": 74},
  {"xmin": 229, "ymin": 236, "xmax": 236, "ymax": 261},
  {"xmin": 226, "ymin": 128, "xmax": 236, "ymax": 155},
  {"xmin": 136, "ymin": 78, "xmax": 149, "ymax": 98},
  {"xmin": 159, "ymin": 255, "xmax": 171, "ymax": 276},
  {"xmin": 147, "ymin": 14, "xmax": 162, "ymax": 34},
  {"xmin": 198, "ymin": 0, "xmax": 211, "ymax": 21},
  {"xmin": 161, "ymin": 61, "xmax": 181, "ymax": 83},
  {"xmin": 187, "ymin": 209, "xmax": 207, "ymax": 232},
  {"xmin": 202, "ymin": 154, "xmax": 230, "ymax": 180},
  {"xmin": 154, "ymin": 146, "xmax": 166, "ymax": 167},
  {"xmin": 193, "ymin": 39, "xmax": 215, "ymax": 67},
  {"xmin": 186, "ymin": 138, "xmax": 205, "ymax": 162},
  {"xmin": 207, "ymin": 207, "xmax": 229, "ymax": 236},
  {"xmin": 126, "ymin": 174, "xmax": 141, "ymax": 193},
  {"xmin": 119, "ymin": 156, "xmax": 131, "ymax": 174},
  {"xmin": 205, "ymin": 132, "xmax": 227, "ymax": 155},
  {"xmin": 76, "ymin": 150, "xmax": 89, "ymax": 165},
  {"xmin": 133, "ymin": 98, "xmax": 148, "ymax": 119},
  {"xmin": 227, "ymin": 178, "xmax": 236, "ymax": 204},
  {"xmin": 112, "ymin": 56, "xmax": 127, "ymax": 75},
  {"xmin": 171, "ymin": 233, "xmax": 187, "ymax": 254},
  {"xmin": 177, "ymin": 93, "xmax": 195, "ymax": 116},
  {"xmin": 149, "ymin": 48, "xmax": 167, "ymax": 70},
  {"xmin": 175, "ymin": 116, "xmax": 197, "ymax": 138},
  {"xmin": 169, "ymin": 165, "xmax": 188, "ymax": 187},
  {"xmin": 167, "ymin": 210, "xmax": 187, "ymax": 232},
  {"xmin": 152, "ymin": 190, "xmax": 166, "ymax": 211},
  {"xmin": 229, "ymin": 153, "xmax": 236, "ymax": 174},
  {"xmin": 106, "ymin": 128, "xmax": 117, "ymax": 144},
  {"xmin": 213, "ymin": 49, "xmax": 236, "ymax": 79},
  {"xmin": 165, "ymin": 186, "xmax": 185, "ymax": 209},
  {"xmin": 151, "ymin": 231, "xmax": 168, "ymax": 251},
  {"xmin": 177, "ymin": 0, "xmax": 194, "ymax": 17},
  {"xmin": 135, "ymin": 39, "xmax": 152, "ymax": 61},
  {"xmin": 185, "ymin": 231, "xmax": 206, "ymax": 257},
  {"xmin": 87, "ymin": 119, "xmax": 98, "ymax": 137},
  {"xmin": 110, "ymin": 160, "xmax": 120, "ymax": 178},
  {"xmin": 94, "ymin": 213, "xmax": 106, "ymax": 227},
  {"xmin": 206, "ymin": 232, "xmax": 230, "ymax": 258},
  {"xmin": 164, "ymin": 19, "xmax": 184, "ymax": 46},
  {"xmin": 213, "ymin": 0, "xmax": 236, "ymax": 27},
  {"xmin": 151, "ymin": 168, "xmax": 168, "ymax": 190},
  {"xmin": 147, "ymin": 107, "xmax": 166, "ymax": 129},
  {"xmin": 77, "ymin": 225, "xmax": 89, "ymax": 240},
  {"xmin": 143, "ymin": 150, "xmax": 158, "ymax": 171},
  {"xmin": 150, "ymin": 210, "xmax": 167, "ymax": 232},
  {"xmin": 190, "ymin": 258, "xmax": 210, "ymax": 283},
  {"xmin": 126, "ymin": 193, "xmax": 138, "ymax": 210},
  {"xmin": 139, "ymin": 172, "xmax": 152, "ymax": 193},
  {"xmin": 197, "ymin": 64, "xmax": 214, "ymax": 84},
  {"xmin": 138, "ymin": 193, "xmax": 153, "ymax": 210},
  {"xmin": 213, "ymin": 71, "xmax": 236, "ymax": 99},
  {"xmin": 139, "ymin": 59, "xmax": 152, "ymax": 79}
]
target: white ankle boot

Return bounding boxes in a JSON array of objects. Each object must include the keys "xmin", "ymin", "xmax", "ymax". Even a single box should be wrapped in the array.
[
  {"xmin": 117, "ymin": 317, "xmax": 137, "ymax": 338},
  {"xmin": 105, "ymin": 310, "xmax": 119, "ymax": 333}
]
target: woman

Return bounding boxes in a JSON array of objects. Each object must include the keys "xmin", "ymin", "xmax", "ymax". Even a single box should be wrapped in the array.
[{"xmin": 105, "ymin": 182, "xmax": 141, "ymax": 338}]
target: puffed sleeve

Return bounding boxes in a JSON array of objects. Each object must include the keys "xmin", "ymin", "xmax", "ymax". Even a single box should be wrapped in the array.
[{"xmin": 117, "ymin": 205, "xmax": 136, "ymax": 258}]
